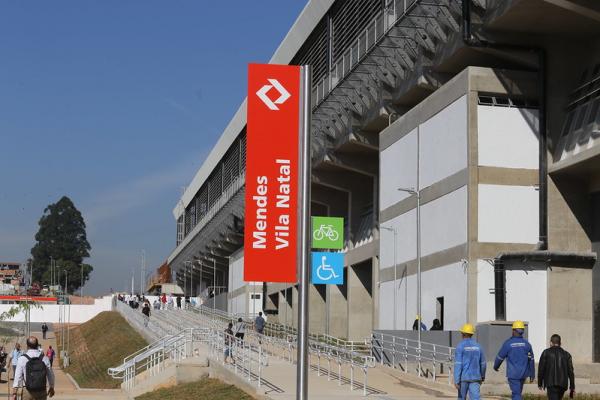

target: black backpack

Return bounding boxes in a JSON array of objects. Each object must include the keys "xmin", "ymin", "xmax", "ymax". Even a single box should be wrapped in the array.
[{"xmin": 23, "ymin": 353, "xmax": 47, "ymax": 392}]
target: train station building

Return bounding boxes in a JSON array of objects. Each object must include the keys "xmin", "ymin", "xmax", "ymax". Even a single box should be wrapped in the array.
[{"xmin": 167, "ymin": 0, "xmax": 600, "ymax": 363}]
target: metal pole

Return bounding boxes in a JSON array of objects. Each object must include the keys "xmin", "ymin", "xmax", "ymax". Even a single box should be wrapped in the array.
[
  {"xmin": 381, "ymin": 226, "xmax": 397, "ymax": 330},
  {"xmin": 80, "ymin": 264, "xmax": 83, "ymax": 298},
  {"xmin": 213, "ymin": 258, "xmax": 216, "ymax": 311},
  {"xmin": 141, "ymin": 250, "xmax": 146, "ymax": 296},
  {"xmin": 417, "ymin": 126, "xmax": 421, "ymax": 352},
  {"xmin": 296, "ymin": 64, "xmax": 312, "ymax": 400}
]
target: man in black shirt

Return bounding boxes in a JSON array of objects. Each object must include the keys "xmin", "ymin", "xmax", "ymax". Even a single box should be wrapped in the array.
[{"xmin": 538, "ymin": 334, "xmax": 575, "ymax": 400}]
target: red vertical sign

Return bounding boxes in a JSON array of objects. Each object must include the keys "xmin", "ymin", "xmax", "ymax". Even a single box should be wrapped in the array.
[{"xmin": 244, "ymin": 64, "xmax": 301, "ymax": 283}]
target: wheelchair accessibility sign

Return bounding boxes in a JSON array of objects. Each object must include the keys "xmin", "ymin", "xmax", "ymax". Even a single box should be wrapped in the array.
[{"xmin": 311, "ymin": 252, "xmax": 344, "ymax": 285}]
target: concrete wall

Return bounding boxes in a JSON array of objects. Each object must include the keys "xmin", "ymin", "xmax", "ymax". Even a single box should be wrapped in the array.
[{"xmin": 0, "ymin": 296, "xmax": 113, "ymax": 323}]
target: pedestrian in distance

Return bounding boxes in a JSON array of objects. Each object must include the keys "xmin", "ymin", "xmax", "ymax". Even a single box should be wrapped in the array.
[
  {"xmin": 493, "ymin": 320, "xmax": 535, "ymax": 400},
  {"xmin": 430, "ymin": 319, "xmax": 443, "ymax": 331},
  {"xmin": 412, "ymin": 315, "xmax": 427, "ymax": 331},
  {"xmin": 454, "ymin": 323, "xmax": 486, "ymax": 400},
  {"xmin": 224, "ymin": 322, "xmax": 235, "ymax": 364},
  {"xmin": 45, "ymin": 347, "xmax": 55, "ymax": 369},
  {"xmin": 176, "ymin": 295, "xmax": 182, "ymax": 309},
  {"xmin": 11, "ymin": 336, "xmax": 55, "ymax": 400},
  {"xmin": 255, "ymin": 312, "xmax": 266, "ymax": 335},
  {"xmin": 167, "ymin": 295, "xmax": 174, "ymax": 310},
  {"xmin": 11, "ymin": 343, "xmax": 22, "ymax": 379},
  {"xmin": 0, "ymin": 346, "xmax": 8, "ymax": 383},
  {"xmin": 160, "ymin": 293, "xmax": 167, "ymax": 310},
  {"xmin": 142, "ymin": 301, "xmax": 151, "ymax": 327},
  {"xmin": 153, "ymin": 299, "xmax": 160, "ymax": 310},
  {"xmin": 538, "ymin": 334, "xmax": 575, "ymax": 400},
  {"xmin": 41, "ymin": 323, "xmax": 48, "ymax": 340},
  {"xmin": 234, "ymin": 317, "xmax": 246, "ymax": 342}
]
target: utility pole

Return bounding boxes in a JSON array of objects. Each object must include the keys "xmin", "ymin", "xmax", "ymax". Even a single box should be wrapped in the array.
[
  {"xmin": 140, "ymin": 250, "xmax": 146, "ymax": 295},
  {"xmin": 381, "ymin": 226, "xmax": 398, "ymax": 330},
  {"xmin": 80, "ymin": 264, "xmax": 84, "ymax": 298}
]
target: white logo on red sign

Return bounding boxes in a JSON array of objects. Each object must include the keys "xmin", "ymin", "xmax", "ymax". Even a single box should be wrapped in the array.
[{"xmin": 256, "ymin": 79, "xmax": 291, "ymax": 110}]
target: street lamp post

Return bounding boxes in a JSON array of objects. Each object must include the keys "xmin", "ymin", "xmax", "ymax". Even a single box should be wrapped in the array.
[
  {"xmin": 381, "ymin": 225, "xmax": 398, "ymax": 330},
  {"xmin": 397, "ymin": 187, "xmax": 421, "ymax": 350},
  {"xmin": 213, "ymin": 258, "xmax": 216, "ymax": 311}
]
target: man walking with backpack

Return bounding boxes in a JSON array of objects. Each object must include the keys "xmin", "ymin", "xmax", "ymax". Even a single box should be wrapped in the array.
[{"xmin": 11, "ymin": 336, "xmax": 55, "ymax": 400}]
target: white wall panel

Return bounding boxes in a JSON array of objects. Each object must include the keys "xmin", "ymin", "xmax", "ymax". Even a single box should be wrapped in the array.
[
  {"xmin": 380, "ymin": 129, "xmax": 417, "ymax": 210},
  {"xmin": 478, "ymin": 184, "xmax": 539, "ymax": 244},
  {"xmin": 380, "ymin": 210, "xmax": 417, "ymax": 269},
  {"xmin": 478, "ymin": 106, "xmax": 539, "ymax": 169},
  {"xmin": 421, "ymin": 186, "xmax": 467, "ymax": 257},
  {"xmin": 476, "ymin": 260, "xmax": 496, "ymax": 323},
  {"xmin": 506, "ymin": 269, "xmax": 547, "ymax": 361},
  {"xmin": 378, "ymin": 263, "xmax": 467, "ymax": 331},
  {"xmin": 379, "ymin": 281, "xmax": 394, "ymax": 329},
  {"xmin": 419, "ymin": 95, "xmax": 468, "ymax": 189}
]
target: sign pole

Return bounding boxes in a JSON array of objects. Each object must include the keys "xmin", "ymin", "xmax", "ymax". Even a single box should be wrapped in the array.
[{"xmin": 296, "ymin": 65, "xmax": 311, "ymax": 400}]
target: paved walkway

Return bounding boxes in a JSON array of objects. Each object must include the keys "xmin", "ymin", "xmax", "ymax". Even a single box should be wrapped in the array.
[{"xmin": 0, "ymin": 330, "xmax": 127, "ymax": 400}]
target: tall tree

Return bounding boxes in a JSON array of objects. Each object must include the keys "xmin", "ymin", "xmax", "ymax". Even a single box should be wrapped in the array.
[{"xmin": 31, "ymin": 196, "xmax": 93, "ymax": 292}]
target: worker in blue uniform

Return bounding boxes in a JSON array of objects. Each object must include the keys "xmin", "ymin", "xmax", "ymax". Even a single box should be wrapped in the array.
[
  {"xmin": 454, "ymin": 323, "xmax": 486, "ymax": 399},
  {"xmin": 493, "ymin": 321, "xmax": 536, "ymax": 400}
]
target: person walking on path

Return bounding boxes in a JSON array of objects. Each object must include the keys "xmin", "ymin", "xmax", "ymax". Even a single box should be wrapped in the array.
[
  {"xmin": 142, "ymin": 301, "xmax": 151, "ymax": 327},
  {"xmin": 160, "ymin": 293, "xmax": 167, "ymax": 310},
  {"xmin": 493, "ymin": 321, "xmax": 535, "ymax": 400},
  {"xmin": 176, "ymin": 295, "xmax": 182, "ymax": 309},
  {"xmin": 224, "ymin": 322, "xmax": 235, "ymax": 364},
  {"xmin": 12, "ymin": 336, "xmax": 55, "ymax": 400},
  {"xmin": 430, "ymin": 319, "xmax": 443, "ymax": 331},
  {"xmin": 11, "ymin": 343, "xmax": 22, "ymax": 379},
  {"xmin": 254, "ymin": 312, "xmax": 266, "ymax": 335},
  {"xmin": 412, "ymin": 315, "xmax": 427, "ymax": 331},
  {"xmin": 41, "ymin": 324, "xmax": 48, "ymax": 340},
  {"xmin": 454, "ymin": 324, "xmax": 486, "ymax": 400},
  {"xmin": 538, "ymin": 334, "xmax": 575, "ymax": 400},
  {"xmin": 45, "ymin": 347, "xmax": 55, "ymax": 368},
  {"xmin": 234, "ymin": 317, "xmax": 246, "ymax": 342}
]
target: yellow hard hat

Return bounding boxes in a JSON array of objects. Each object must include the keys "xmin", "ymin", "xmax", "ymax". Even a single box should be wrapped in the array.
[
  {"xmin": 460, "ymin": 323, "xmax": 475, "ymax": 335},
  {"xmin": 512, "ymin": 320, "xmax": 526, "ymax": 330}
]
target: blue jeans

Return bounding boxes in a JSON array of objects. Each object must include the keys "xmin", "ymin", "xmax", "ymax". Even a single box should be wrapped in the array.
[
  {"xmin": 508, "ymin": 379, "xmax": 525, "ymax": 400},
  {"xmin": 457, "ymin": 381, "xmax": 481, "ymax": 400}
]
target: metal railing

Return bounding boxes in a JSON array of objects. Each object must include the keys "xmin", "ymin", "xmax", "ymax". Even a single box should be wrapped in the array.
[
  {"xmin": 370, "ymin": 332, "xmax": 455, "ymax": 385},
  {"xmin": 312, "ymin": 0, "xmax": 419, "ymax": 108},
  {"xmin": 108, "ymin": 327, "xmax": 210, "ymax": 389}
]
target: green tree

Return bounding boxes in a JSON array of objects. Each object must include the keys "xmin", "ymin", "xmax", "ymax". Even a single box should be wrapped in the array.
[{"xmin": 31, "ymin": 196, "xmax": 93, "ymax": 292}]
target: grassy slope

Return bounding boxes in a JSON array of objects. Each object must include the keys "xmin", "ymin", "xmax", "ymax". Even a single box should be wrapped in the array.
[
  {"xmin": 135, "ymin": 378, "xmax": 254, "ymax": 400},
  {"xmin": 58, "ymin": 311, "xmax": 148, "ymax": 389}
]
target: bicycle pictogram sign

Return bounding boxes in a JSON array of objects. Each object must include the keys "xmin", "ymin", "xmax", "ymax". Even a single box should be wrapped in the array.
[{"xmin": 311, "ymin": 216, "xmax": 343, "ymax": 249}]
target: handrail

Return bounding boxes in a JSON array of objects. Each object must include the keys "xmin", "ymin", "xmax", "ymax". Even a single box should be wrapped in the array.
[{"xmin": 370, "ymin": 332, "xmax": 455, "ymax": 385}]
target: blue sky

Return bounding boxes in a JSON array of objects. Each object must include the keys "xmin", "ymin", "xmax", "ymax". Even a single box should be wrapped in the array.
[{"xmin": 0, "ymin": 1, "xmax": 307, "ymax": 295}]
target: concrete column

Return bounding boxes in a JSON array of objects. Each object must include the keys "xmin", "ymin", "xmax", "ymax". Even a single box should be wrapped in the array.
[
  {"xmin": 328, "ymin": 276, "xmax": 348, "ymax": 338},
  {"xmin": 371, "ymin": 256, "xmax": 380, "ymax": 330},
  {"xmin": 347, "ymin": 261, "xmax": 373, "ymax": 340},
  {"xmin": 309, "ymin": 284, "xmax": 327, "ymax": 334},
  {"xmin": 292, "ymin": 285, "xmax": 299, "ymax": 329},
  {"xmin": 278, "ymin": 288, "xmax": 293, "ymax": 327}
]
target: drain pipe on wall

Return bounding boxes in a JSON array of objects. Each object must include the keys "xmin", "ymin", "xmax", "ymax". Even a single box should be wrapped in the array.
[{"xmin": 462, "ymin": 0, "xmax": 548, "ymax": 321}]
